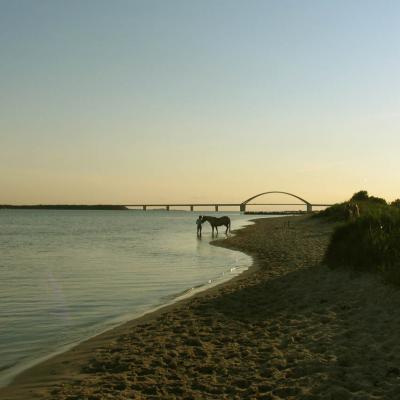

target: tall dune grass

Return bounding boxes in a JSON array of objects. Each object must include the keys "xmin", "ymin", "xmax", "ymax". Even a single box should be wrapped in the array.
[
  {"xmin": 316, "ymin": 190, "xmax": 388, "ymax": 222},
  {"xmin": 321, "ymin": 192, "xmax": 400, "ymax": 284}
]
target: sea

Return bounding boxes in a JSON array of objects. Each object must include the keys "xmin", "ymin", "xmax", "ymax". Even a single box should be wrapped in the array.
[{"xmin": 0, "ymin": 209, "xmax": 271, "ymax": 387}]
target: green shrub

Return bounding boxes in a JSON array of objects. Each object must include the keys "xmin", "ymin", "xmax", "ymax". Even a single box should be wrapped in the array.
[
  {"xmin": 391, "ymin": 199, "xmax": 400, "ymax": 208},
  {"xmin": 324, "ymin": 207, "xmax": 400, "ymax": 284},
  {"xmin": 350, "ymin": 190, "xmax": 386, "ymax": 205},
  {"xmin": 314, "ymin": 202, "xmax": 349, "ymax": 221},
  {"xmin": 350, "ymin": 190, "xmax": 369, "ymax": 201},
  {"xmin": 315, "ymin": 200, "xmax": 386, "ymax": 221},
  {"xmin": 367, "ymin": 196, "xmax": 387, "ymax": 205},
  {"xmin": 315, "ymin": 191, "xmax": 388, "ymax": 221}
]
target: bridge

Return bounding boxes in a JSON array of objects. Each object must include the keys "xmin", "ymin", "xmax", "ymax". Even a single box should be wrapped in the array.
[{"xmin": 124, "ymin": 191, "xmax": 333, "ymax": 213}]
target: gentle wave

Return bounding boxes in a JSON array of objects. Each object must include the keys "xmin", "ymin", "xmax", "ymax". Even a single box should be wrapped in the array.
[{"xmin": 0, "ymin": 210, "xmax": 261, "ymax": 387}]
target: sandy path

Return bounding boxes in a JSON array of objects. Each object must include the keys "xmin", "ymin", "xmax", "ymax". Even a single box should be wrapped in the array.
[{"xmin": 2, "ymin": 216, "xmax": 400, "ymax": 399}]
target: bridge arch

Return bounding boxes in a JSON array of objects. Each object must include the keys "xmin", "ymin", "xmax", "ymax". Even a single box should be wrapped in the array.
[{"xmin": 240, "ymin": 191, "xmax": 312, "ymax": 213}]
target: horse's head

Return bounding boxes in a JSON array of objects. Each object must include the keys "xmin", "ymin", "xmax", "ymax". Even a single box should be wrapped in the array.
[{"xmin": 200, "ymin": 215, "xmax": 207, "ymax": 223}]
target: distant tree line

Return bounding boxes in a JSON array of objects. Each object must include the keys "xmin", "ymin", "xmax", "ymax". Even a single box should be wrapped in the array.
[{"xmin": 0, "ymin": 205, "xmax": 128, "ymax": 210}]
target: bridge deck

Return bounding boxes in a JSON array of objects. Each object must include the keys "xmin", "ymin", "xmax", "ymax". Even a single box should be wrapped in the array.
[
  {"xmin": 123, "ymin": 192, "xmax": 333, "ymax": 212},
  {"xmin": 123, "ymin": 203, "xmax": 332, "ymax": 207}
]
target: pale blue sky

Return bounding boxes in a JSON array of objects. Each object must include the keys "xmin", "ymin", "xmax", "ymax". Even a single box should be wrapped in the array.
[{"xmin": 1, "ymin": 0, "xmax": 399, "ymax": 205}]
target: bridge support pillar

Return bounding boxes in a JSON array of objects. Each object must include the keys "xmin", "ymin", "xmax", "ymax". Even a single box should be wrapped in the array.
[
  {"xmin": 166, "ymin": 205, "xmax": 170, "ymax": 211},
  {"xmin": 143, "ymin": 205, "xmax": 147, "ymax": 211},
  {"xmin": 240, "ymin": 204, "xmax": 246, "ymax": 212},
  {"xmin": 307, "ymin": 203, "xmax": 312, "ymax": 213},
  {"xmin": 190, "ymin": 205, "xmax": 194, "ymax": 211},
  {"xmin": 215, "ymin": 205, "xmax": 219, "ymax": 212}
]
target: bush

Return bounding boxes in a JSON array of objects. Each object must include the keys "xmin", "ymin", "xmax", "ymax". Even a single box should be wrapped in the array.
[
  {"xmin": 367, "ymin": 196, "xmax": 387, "ymax": 205},
  {"xmin": 350, "ymin": 190, "xmax": 387, "ymax": 205},
  {"xmin": 391, "ymin": 199, "xmax": 400, "ymax": 208},
  {"xmin": 314, "ymin": 202, "xmax": 349, "ymax": 221},
  {"xmin": 315, "ymin": 191, "xmax": 388, "ymax": 221},
  {"xmin": 324, "ymin": 207, "xmax": 400, "ymax": 284},
  {"xmin": 315, "ymin": 200, "xmax": 386, "ymax": 221},
  {"xmin": 350, "ymin": 190, "xmax": 369, "ymax": 201}
]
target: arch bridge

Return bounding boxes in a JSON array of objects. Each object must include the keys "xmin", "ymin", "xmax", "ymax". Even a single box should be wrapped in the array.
[
  {"xmin": 124, "ymin": 191, "xmax": 332, "ymax": 213},
  {"xmin": 240, "ymin": 191, "xmax": 313, "ymax": 213}
]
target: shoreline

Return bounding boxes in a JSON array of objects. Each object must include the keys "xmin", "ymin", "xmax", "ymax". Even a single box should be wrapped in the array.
[
  {"xmin": 0, "ymin": 217, "xmax": 263, "ymax": 399},
  {"xmin": 4, "ymin": 215, "xmax": 400, "ymax": 399},
  {"xmin": 0, "ymin": 248, "xmax": 251, "ymax": 389},
  {"xmin": 0, "ymin": 259, "xmax": 250, "ymax": 390}
]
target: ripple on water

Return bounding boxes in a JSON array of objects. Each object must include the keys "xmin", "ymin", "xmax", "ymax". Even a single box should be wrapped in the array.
[{"xmin": 0, "ymin": 210, "xmax": 259, "ymax": 386}]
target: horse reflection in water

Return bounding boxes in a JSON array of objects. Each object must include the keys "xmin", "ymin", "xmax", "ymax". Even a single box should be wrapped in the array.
[{"xmin": 201, "ymin": 216, "xmax": 231, "ymax": 235}]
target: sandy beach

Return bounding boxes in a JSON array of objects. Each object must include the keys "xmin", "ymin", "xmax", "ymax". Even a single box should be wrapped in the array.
[{"xmin": 3, "ymin": 215, "xmax": 400, "ymax": 399}]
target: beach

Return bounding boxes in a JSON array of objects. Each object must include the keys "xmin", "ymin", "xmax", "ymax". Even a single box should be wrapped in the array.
[{"xmin": 3, "ymin": 215, "xmax": 400, "ymax": 399}]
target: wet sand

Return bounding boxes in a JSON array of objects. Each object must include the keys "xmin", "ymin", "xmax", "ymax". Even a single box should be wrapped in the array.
[{"xmin": 3, "ymin": 216, "xmax": 400, "ymax": 399}]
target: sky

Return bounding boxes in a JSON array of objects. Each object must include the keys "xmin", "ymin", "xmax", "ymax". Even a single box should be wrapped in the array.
[{"xmin": 1, "ymin": 0, "xmax": 400, "ymax": 206}]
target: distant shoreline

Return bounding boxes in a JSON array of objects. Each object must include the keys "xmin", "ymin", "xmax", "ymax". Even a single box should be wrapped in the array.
[
  {"xmin": 0, "ymin": 205, "xmax": 128, "ymax": 210},
  {"xmin": 244, "ymin": 210, "xmax": 307, "ymax": 215},
  {"xmin": 0, "ymin": 206, "xmax": 307, "ymax": 214}
]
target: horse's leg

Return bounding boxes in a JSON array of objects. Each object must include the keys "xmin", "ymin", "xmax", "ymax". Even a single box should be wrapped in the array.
[
  {"xmin": 225, "ymin": 224, "xmax": 228, "ymax": 234},
  {"xmin": 216, "ymin": 226, "xmax": 218, "ymax": 234}
]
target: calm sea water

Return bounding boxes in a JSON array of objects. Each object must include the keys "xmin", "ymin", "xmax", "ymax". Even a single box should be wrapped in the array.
[{"xmin": 0, "ymin": 210, "xmax": 266, "ymax": 387}]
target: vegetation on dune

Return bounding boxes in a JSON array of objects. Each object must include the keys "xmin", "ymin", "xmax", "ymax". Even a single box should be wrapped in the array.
[
  {"xmin": 350, "ymin": 190, "xmax": 387, "ymax": 205},
  {"xmin": 316, "ymin": 190, "xmax": 389, "ymax": 222},
  {"xmin": 320, "ymin": 191, "xmax": 400, "ymax": 285},
  {"xmin": 391, "ymin": 199, "xmax": 400, "ymax": 208}
]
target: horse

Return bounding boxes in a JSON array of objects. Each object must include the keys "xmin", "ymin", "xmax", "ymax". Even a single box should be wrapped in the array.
[{"xmin": 201, "ymin": 215, "xmax": 231, "ymax": 235}]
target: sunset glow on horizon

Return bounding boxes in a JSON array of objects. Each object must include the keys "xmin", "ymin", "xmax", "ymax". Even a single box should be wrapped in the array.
[{"xmin": 1, "ymin": 0, "xmax": 400, "ymax": 205}]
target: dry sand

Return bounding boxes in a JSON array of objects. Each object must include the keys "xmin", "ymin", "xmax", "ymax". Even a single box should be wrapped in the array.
[{"xmin": 2, "ymin": 216, "xmax": 400, "ymax": 399}]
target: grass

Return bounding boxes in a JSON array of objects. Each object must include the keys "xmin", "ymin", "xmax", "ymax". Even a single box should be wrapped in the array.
[
  {"xmin": 315, "ymin": 198, "xmax": 388, "ymax": 222},
  {"xmin": 320, "ymin": 192, "xmax": 400, "ymax": 285}
]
